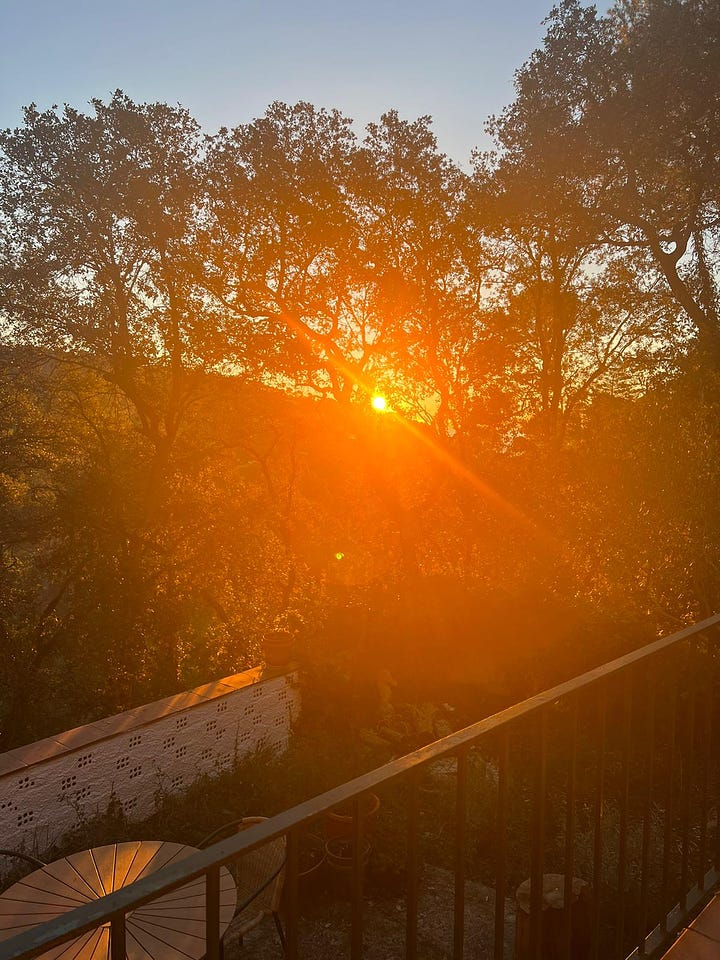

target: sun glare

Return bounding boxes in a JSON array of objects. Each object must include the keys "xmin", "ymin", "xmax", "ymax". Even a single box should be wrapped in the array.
[{"xmin": 371, "ymin": 395, "xmax": 388, "ymax": 412}]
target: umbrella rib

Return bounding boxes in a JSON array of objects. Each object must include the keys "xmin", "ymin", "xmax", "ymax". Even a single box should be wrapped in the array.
[
  {"xmin": 5, "ymin": 880, "xmax": 86, "ymax": 907},
  {"xmin": 64, "ymin": 861, "xmax": 101, "ymax": 901},
  {"xmin": 130, "ymin": 916, "xmax": 205, "ymax": 941},
  {"xmin": 88, "ymin": 852, "xmax": 107, "ymax": 897},
  {"xmin": 54, "ymin": 928, "xmax": 100, "ymax": 960},
  {"xmin": 128, "ymin": 917, "xmax": 201, "ymax": 957},
  {"xmin": 114, "ymin": 845, "xmax": 142, "ymax": 891}
]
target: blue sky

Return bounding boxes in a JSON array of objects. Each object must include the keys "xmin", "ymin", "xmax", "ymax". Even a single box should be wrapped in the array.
[{"xmin": 1, "ymin": 0, "xmax": 556, "ymax": 164}]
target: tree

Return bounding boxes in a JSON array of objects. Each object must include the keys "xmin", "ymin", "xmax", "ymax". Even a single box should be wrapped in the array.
[
  {"xmin": 203, "ymin": 101, "xmax": 366, "ymax": 400},
  {"xmin": 492, "ymin": 0, "xmax": 720, "ymax": 363},
  {"xmin": 0, "ymin": 92, "xmax": 213, "ymax": 466},
  {"xmin": 604, "ymin": 0, "xmax": 720, "ymax": 356},
  {"xmin": 204, "ymin": 102, "xmax": 485, "ymax": 429},
  {"xmin": 466, "ymin": 0, "xmax": 707, "ymax": 446},
  {"xmin": 352, "ymin": 111, "xmax": 480, "ymax": 437}
]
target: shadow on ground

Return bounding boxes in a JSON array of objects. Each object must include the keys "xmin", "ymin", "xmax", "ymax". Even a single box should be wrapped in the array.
[{"xmin": 224, "ymin": 865, "xmax": 516, "ymax": 959}]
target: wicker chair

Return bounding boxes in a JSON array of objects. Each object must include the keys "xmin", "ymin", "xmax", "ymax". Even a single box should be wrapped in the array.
[{"xmin": 200, "ymin": 817, "xmax": 286, "ymax": 952}]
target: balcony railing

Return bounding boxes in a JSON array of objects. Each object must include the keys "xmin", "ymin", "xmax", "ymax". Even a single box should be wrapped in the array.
[{"xmin": 1, "ymin": 613, "xmax": 719, "ymax": 960}]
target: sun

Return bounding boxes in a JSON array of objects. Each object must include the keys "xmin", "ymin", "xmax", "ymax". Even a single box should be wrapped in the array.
[{"xmin": 371, "ymin": 395, "xmax": 388, "ymax": 412}]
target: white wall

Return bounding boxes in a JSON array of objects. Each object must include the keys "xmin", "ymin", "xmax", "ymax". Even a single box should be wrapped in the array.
[{"xmin": 0, "ymin": 666, "xmax": 298, "ymax": 865}]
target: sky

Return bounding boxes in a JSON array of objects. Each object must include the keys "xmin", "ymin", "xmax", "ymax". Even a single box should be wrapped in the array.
[{"xmin": 0, "ymin": 0, "xmax": 556, "ymax": 165}]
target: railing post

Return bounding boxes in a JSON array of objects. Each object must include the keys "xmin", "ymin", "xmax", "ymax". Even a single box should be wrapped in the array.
[
  {"xmin": 454, "ymin": 749, "xmax": 468, "ymax": 960},
  {"xmin": 616, "ymin": 670, "xmax": 633, "ymax": 958},
  {"xmin": 406, "ymin": 768, "xmax": 421, "ymax": 960},
  {"xmin": 205, "ymin": 865, "xmax": 220, "ymax": 960},
  {"xmin": 110, "ymin": 914, "xmax": 125, "ymax": 960},
  {"xmin": 715, "ymin": 670, "xmax": 720, "ymax": 873},
  {"xmin": 529, "ymin": 707, "xmax": 547, "ymax": 960},
  {"xmin": 494, "ymin": 730, "xmax": 509, "ymax": 960},
  {"xmin": 591, "ymin": 683, "xmax": 606, "ymax": 960},
  {"xmin": 351, "ymin": 795, "xmax": 365, "ymax": 960},
  {"xmin": 563, "ymin": 697, "xmax": 577, "ymax": 960},
  {"xmin": 638, "ymin": 674, "xmax": 656, "ymax": 956},
  {"xmin": 680, "ymin": 691, "xmax": 695, "ymax": 911},
  {"xmin": 286, "ymin": 828, "xmax": 300, "ymax": 960},
  {"xmin": 660, "ymin": 680, "xmax": 677, "ymax": 934},
  {"xmin": 698, "ymin": 677, "xmax": 711, "ymax": 888}
]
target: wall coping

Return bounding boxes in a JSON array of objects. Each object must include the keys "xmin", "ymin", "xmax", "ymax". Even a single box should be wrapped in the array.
[{"xmin": 0, "ymin": 664, "xmax": 295, "ymax": 778}]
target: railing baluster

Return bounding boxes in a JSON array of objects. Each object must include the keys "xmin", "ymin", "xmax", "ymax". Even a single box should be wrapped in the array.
[
  {"xmin": 716, "ymin": 671, "xmax": 720, "ymax": 873},
  {"xmin": 110, "ymin": 914, "xmax": 125, "ymax": 960},
  {"xmin": 698, "ymin": 677, "xmax": 711, "ymax": 887},
  {"xmin": 661, "ymin": 680, "xmax": 677, "ymax": 934},
  {"xmin": 494, "ymin": 730, "xmax": 509, "ymax": 960},
  {"xmin": 529, "ymin": 708, "xmax": 547, "ymax": 960},
  {"xmin": 205, "ymin": 866, "xmax": 220, "ymax": 960},
  {"xmin": 351, "ymin": 796, "xmax": 365, "ymax": 960},
  {"xmin": 591, "ymin": 683, "xmax": 606, "ymax": 960},
  {"xmin": 616, "ymin": 671, "xmax": 632, "ymax": 958},
  {"xmin": 680, "ymin": 692, "xmax": 694, "ymax": 910},
  {"xmin": 638, "ymin": 675, "xmax": 655, "ymax": 955},
  {"xmin": 563, "ymin": 697, "xmax": 577, "ymax": 960},
  {"xmin": 406, "ymin": 768, "xmax": 421, "ymax": 960},
  {"xmin": 454, "ymin": 749, "xmax": 468, "ymax": 960},
  {"xmin": 286, "ymin": 828, "xmax": 300, "ymax": 960}
]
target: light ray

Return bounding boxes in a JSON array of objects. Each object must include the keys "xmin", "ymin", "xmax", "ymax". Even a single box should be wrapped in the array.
[{"xmin": 276, "ymin": 306, "xmax": 561, "ymax": 552}]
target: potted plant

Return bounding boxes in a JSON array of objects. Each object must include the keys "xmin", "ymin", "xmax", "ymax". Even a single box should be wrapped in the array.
[
  {"xmin": 263, "ymin": 628, "xmax": 294, "ymax": 667},
  {"xmin": 298, "ymin": 830, "xmax": 325, "ymax": 878},
  {"xmin": 324, "ymin": 835, "xmax": 372, "ymax": 872},
  {"xmin": 263, "ymin": 609, "xmax": 305, "ymax": 667},
  {"xmin": 324, "ymin": 791, "xmax": 380, "ymax": 840}
]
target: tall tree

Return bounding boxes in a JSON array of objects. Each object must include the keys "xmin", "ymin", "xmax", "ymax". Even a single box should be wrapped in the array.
[
  {"xmin": 204, "ymin": 103, "xmax": 483, "ymax": 426},
  {"xmin": 353, "ymin": 111, "xmax": 480, "ymax": 436},
  {"xmin": 203, "ymin": 101, "xmax": 365, "ymax": 400},
  {"xmin": 0, "ymin": 92, "xmax": 212, "ymax": 466},
  {"xmin": 492, "ymin": 0, "xmax": 720, "ymax": 362},
  {"xmin": 470, "ymin": 0, "xmax": 707, "ymax": 444}
]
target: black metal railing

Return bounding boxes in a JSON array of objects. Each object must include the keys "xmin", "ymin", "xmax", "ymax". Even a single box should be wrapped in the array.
[{"xmin": 1, "ymin": 613, "xmax": 719, "ymax": 960}]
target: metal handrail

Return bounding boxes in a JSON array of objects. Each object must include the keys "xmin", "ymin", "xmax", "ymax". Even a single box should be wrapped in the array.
[{"xmin": 0, "ymin": 611, "xmax": 718, "ymax": 960}]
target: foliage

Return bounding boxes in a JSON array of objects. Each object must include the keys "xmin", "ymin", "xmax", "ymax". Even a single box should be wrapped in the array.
[{"xmin": 0, "ymin": 0, "xmax": 719, "ymax": 745}]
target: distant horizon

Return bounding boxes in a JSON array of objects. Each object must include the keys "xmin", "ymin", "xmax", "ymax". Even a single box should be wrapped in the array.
[{"xmin": 0, "ymin": 0, "xmax": 564, "ymax": 166}]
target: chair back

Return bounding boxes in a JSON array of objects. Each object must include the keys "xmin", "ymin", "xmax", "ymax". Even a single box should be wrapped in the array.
[{"xmin": 233, "ymin": 817, "xmax": 286, "ymax": 933}]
